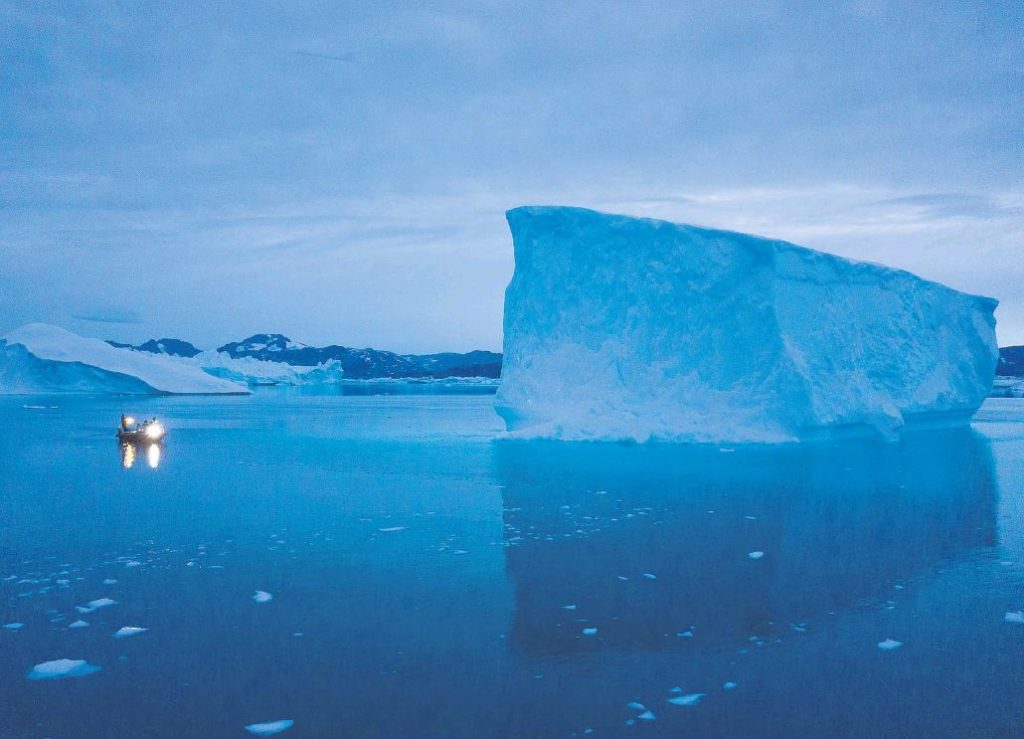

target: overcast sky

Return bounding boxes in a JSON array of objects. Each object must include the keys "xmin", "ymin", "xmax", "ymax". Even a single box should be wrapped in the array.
[{"xmin": 2, "ymin": 1, "xmax": 1021, "ymax": 352}]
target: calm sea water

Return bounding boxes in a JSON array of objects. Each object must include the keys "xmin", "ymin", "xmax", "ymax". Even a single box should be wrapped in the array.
[{"xmin": 1, "ymin": 390, "xmax": 1023, "ymax": 738}]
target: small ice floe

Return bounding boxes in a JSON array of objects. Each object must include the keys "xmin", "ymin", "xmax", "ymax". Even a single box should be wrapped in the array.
[
  {"xmin": 26, "ymin": 658, "xmax": 101, "ymax": 681},
  {"xmin": 667, "ymin": 693, "xmax": 705, "ymax": 707},
  {"xmin": 562, "ymin": 604, "xmax": 577, "ymax": 610},
  {"xmin": 723, "ymin": 682, "xmax": 738, "ymax": 691},
  {"xmin": 292, "ymin": 632, "xmax": 303, "ymax": 637},
  {"xmin": 1005, "ymin": 611, "xmax": 1024, "ymax": 624},
  {"xmin": 113, "ymin": 626, "xmax": 148, "ymax": 638},
  {"xmin": 582, "ymin": 627, "xmax": 598, "ymax": 636},
  {"xmin": 747, "ymin": 551, "xmax": 765, "ymax": 560},
  {"xmin": 68, "ymin": 620, "xmax": 89, "ymax": 629},
  {"xmin": 627, "ymin": 702, "xmax": 646, "ymax": 711},
  {"xmin": 670, "ymin": 686, "xmax": 682, "ymax": 694},
  {"xmin": 378, "ymin": 526, "xmax": 406, "ymax": 533},
  {"xmin": 452, "ymin": 550, "xmax": 469, "ymax": 555},
  {"xmin": 642, "ymin": 573, "xmax": 657, "ymax": 580},
  {"xmin": 245, "ymin": 719, "xmax": 294, "ymax": 736},
  {"xmin": 637, "ymin": 710, "xmax": 656, "ymax": 721},
  {"xmin": 677, "ymin": 630, "xmax": 694, "ymax": 638},
  {"xmin": 877, "ymin": 638, "xmax": 903, "ymax": 650},
  {"xmin": 617, "ymin": 576, "xmax": 629, "ymax": 581},
  {"xmin": 124, "ymin": 561, "xmax": 142, "ymax": 568},
  {"xmin": 253, "ymin": 591, "xmax": 273, "ymax": 604},
  {"xmin": 77, "ymin": 598, "xmax": 117, "ymax": 613},
  {"xmin": 103, "ymin": 579, "xmax": 118, "ymax": 585},
  {"xmin": 3, "ymin": 622, "xmax": 24, "ymax": 630}
]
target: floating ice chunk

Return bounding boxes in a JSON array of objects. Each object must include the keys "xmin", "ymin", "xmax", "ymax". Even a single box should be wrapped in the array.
[
  {"xmin": 253, "ymin": 591, "xmax": 273, "ymax": 603},
  {"xmin": 244, "ymin": 719, "xmax": 294, "ymax": 736},
  {"xmin": 3, "ymin": 622, "xmax": 24, "ymax": 630},
  {"xmin": 642, "ymin": 573, "xmax": 657, "ymax": 580},
  {"xmin": 26, "ymin": 658, "xmax": 101, "ymax": 680},
  {"xmin": 68, "ymin": 620, "xmax": 89, "ymax": 629},
  {"xmin": 637, "ymin": 710, "xmax": 656, "ymax": 721},
  {"xmin": 617, "ymin": 576, "xmax": 628, "ymax": 581},
  {"xmin": 723, "ymin": 682, "xmax": 738, "ymax": 691},
  {"xmin": 877, "ymin": 638, "xmax": 903, "ymax": 650},
  {"xmin": 627, "ymin": 702, "xmax": 646, "ymax": 711},
  {"xmin": 77, "ymin": 597, "xmax": 117, "ymax": 613},
  {"xmin": 748, "ymin": 551, "xmax": 765, "ymax": 560},
  {"xmin": 562, "ymin": 604, "xmax": 577, "ymax": 610},
  {"xmin": 1005, "ymin": 611, "xmax": 1024, "ymax": 624},
  {"xmin": 670, "ymin": 686, "xmax": 682, "ymax": 694},
  {"xmin": 677, "ymin": 630, "xmax": 694, "ymax": 638},
  {"xmin": 103, "ymin": 579, "xmax": 118, "ymax": 585},
  {"xmin": 113, "ymin": 626, "xmax": 148, "ymax": 638},
  {"xmin": 452, "ymin": 550, "xmax": 469, "ymax": 555},
  {"xmin": 582, "ymin": 627, "xmax": 598, "ymax": 636},
  {"xmin": 378, "ymin": 526, "xmax": 406, "ymax": 533},
  {"xmin": 668, "ymin": 693, "xmax": 706, "ymax": 707}
]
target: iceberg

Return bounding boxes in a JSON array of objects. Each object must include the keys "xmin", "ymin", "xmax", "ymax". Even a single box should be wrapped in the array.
[
  {"xmin": 496, "ymin": 207, "xmax": 998, "ymax": 443},
  {"xmin": 1, "ymin": 324, "xmax": 248, "ymax": 395}
]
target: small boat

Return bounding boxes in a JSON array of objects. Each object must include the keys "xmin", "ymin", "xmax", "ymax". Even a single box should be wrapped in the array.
[{"xmin": 117, "ymin": 415, "xmax": 166, "ymax": 443}]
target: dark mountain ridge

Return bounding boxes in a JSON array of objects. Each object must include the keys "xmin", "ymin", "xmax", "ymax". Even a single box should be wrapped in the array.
[{"xmin": 108, "ymin": 332, "xmax": 501, "ymax": 379}]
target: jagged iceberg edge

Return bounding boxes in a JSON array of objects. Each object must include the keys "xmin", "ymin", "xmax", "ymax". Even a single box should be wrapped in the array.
[
  {"xmin": 495, "ymin": 206, "xmax": 998, "ymax": 444},
  {"xmin": 1, "ymin": 324, "xmax": 249, "ymax": 395}
]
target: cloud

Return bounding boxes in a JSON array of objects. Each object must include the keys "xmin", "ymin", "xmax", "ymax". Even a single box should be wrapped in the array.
[{"xmin": 73, "ymin": 310, "xmax": 145, "ymax": 325}]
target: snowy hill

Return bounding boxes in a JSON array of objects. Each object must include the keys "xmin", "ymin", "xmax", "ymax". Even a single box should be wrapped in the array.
[
  {"xmin": 1, "ymin": 324, "xmax": 249, "ymax": 395},
  {"xmin": 496, "ymin": 206, "xmax": 997, "ymax": 443}
]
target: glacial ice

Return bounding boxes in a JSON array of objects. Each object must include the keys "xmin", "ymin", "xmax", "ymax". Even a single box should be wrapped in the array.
[
  {"xmin": 1, "ymin": 324, "xmax": 248, "ymax": 395},
  {"xmin": 495, "ymin": 206, "xmax": 999, "ymax": 443}
]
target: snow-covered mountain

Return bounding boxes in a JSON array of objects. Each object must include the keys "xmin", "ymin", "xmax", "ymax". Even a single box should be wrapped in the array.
[
  {"xmin": 216, "ymin": 333, "xmax": 501, "ymax": 379},
  {"xmin": 107, "ymin": 338, "xmax": 201, "ymax": 358},
  {"xmin": 997, "ymin": 346, "xmax": 1024, "ymax": 376}
]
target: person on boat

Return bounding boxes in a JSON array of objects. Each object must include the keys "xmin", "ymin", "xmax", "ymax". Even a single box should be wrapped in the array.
[{"xmin": 121, "ymin": 414, "xmax": 130, "ymax": 432}]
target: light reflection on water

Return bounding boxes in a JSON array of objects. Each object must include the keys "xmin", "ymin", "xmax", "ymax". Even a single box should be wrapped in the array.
[{"xmin": 119, "ymin": 442, "xmax": 162, "ymax": 470}]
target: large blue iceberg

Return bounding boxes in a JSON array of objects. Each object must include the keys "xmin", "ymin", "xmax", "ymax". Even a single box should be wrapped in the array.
[{"xmin": 495, "ymin": 206, "xmax": 998, "ymax": 443}]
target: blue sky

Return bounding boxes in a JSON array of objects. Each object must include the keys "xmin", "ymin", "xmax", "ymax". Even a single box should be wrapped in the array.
[{"xmin": 1, "ymin": 1, "xmax": 1021, "ymax": 352}]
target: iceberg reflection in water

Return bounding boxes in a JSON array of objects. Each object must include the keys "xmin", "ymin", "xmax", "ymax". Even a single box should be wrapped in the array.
[{"xmin": 496, "ymin": 430, "xmax": 997, "ymax": 656}]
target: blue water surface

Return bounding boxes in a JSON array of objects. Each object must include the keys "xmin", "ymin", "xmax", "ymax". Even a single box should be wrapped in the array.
[{"xmin": 1, "ymin": 390, "xmax": 1023, "ymax": 737}]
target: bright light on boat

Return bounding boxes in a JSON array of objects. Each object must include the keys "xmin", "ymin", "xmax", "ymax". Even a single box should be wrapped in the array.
[{"xmin": 145, "ymin": 423, "xmax": 164, "ymax": 439}]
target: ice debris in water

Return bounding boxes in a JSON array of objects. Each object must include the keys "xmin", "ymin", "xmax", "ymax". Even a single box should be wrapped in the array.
[
  {"xmin": 562, "ymin": 604, "xmax": 577, "ymax": 610},
  {"xmin": 253, "ymin": 591, "xmax": 273, "ymax": 603},
  {"xmin": 77, "ymin": 598, "xmax": 117, "ymax": 613},
  {"xmin": 68, "ymin": 620, "xmax": 89, "ymax": 629},
  {"xmin": 113, "ymin": 626, "xmax": 148, "ymax": 638},
  {"xmin": 748, "ymin": 551, "xmax": 765, "ymax": 560},
  {"xmin": 26, "ymin": 658, "xmax": 101, "ymax": 680},
  {"xmin": 3, "ymin": 622, "xmax": 24, "ymax": 630},
  {"xmin": 723, "ymin": 682, "xmax": 738, "ymax": 690},
  {"xmin": 877, "ymin": 638, "xmax": 903, "ymax": 650},
  {"xmin": 245, "ymin": 719, "xmax": 294, "ymax": 736},
  {"xmin": 582, "ymin": 627, "xmax": 598, "ymax": 636},
  {"xmin": 1005, "ymin": 611, "xmax": 1024, "ymax": 624},
  {"xmin": 668, "ymin": 693, "xmax": 706, "ymax": 707},
  {"xmin": 103, "ymin": 579, "xmax": 118, "ymax": 585},
  {"xmin": 627, "ymin": 702, "xmax": 646, "ymax": 711},
  {"xmin": 642, "ymin": 573, "xmax": 657, "ymax": 580},
  {"xmin": 378, "ymin": 526, "xmax": 406, "ymax": 533},
  {"xmin": 638, "ymin": 710, "xmax": 656, "ymax": 721}
]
